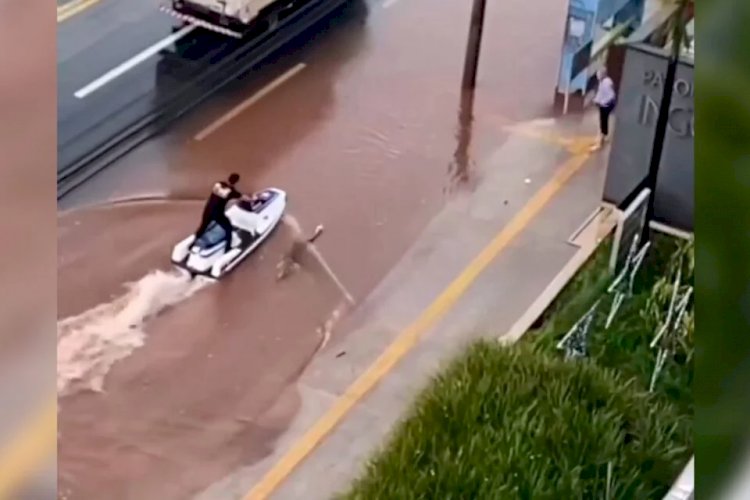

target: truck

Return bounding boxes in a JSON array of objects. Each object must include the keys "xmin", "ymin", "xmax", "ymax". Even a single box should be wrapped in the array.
[{"xmin": 160, "ymin": 0, "xmax": 305, "ymax": 38}]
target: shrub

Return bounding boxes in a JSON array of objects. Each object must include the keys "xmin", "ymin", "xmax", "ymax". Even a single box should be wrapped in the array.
[{"xmin": 342, "ymin": 342, "xmax": 691, "ymax": 500}]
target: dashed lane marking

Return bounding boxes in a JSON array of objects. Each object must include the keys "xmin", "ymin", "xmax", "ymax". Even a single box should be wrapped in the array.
[{"xmin": 194, "ymin": 63, "xmax": 307, "ymax": 141}]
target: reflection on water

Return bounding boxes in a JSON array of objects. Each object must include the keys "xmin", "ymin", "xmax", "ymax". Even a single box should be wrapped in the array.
[
  {"xmin": 448, "ymin": 89, "xmax": 477, "ymax": 191},
  {"xmin": 278, "ymin": 214, "xmax": 355, "ymax": 304}
]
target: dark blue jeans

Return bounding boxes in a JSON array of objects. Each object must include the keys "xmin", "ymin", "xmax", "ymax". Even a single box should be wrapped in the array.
[{"xmin": 599, "ymin": 103, "xmax": 615, "ymax": 137}]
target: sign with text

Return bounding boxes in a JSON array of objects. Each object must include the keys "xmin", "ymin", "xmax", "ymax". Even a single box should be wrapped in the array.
[
  {"xmin": 602, "ymin": 43, "xmax": 694, "ymax": 231},
  {"xmin": 557, "ymin": 0, "xmax": 645, "ymax": 92}
]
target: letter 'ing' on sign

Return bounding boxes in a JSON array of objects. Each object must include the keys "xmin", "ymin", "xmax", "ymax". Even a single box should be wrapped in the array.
[
  {"xmin": 669, "ymin": 107, "xmax": 694, "ymax": 137},
  {"xmin": 638, "ymin": 94, "xmax": 660, "ymax": 126},
  {"xmin": 637, "ymin": 95, "xmax": 694, "ymax": 138}
]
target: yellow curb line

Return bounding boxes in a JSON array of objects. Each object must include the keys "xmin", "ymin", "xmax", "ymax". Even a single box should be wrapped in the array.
[{"xmin": 58, "ymin": 0, "xmax": 100, "ymax": 23}]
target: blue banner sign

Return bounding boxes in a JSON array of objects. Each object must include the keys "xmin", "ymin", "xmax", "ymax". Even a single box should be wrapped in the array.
[{"xmin": 557, "ymin": 0, "xmax": 645, "ymax": 93}]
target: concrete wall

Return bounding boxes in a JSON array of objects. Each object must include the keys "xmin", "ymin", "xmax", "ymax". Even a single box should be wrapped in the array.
[{"xmin": 603, "ymin": 43, "xmax": 694, "ymax": 231}]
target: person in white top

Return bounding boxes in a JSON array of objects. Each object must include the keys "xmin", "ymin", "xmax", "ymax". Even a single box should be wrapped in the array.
[{"xmin": 592, "ymin": 68, "xmax": 617, "ymax": 151}]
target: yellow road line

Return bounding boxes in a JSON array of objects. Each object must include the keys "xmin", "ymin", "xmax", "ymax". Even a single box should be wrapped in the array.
[
  {"xmin": 245, "ymin": 151, "xmax": 592, "ymax": 499},
  {"xmin": 0, "ymin": 400, "xmax": 57, "ymax": 499},
  {"xmin": 57, "ymin": 0, "xmax": 100, "ymax": 23}
]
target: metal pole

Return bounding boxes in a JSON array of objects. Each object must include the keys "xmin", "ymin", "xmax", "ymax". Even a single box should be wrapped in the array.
[
  {"xmin": 641, "ymin": 1, "xmax": 686, "ymax": 244},
  {"xmin": 461, "ymin": 0, "xmax": 488, "ymax": 90}
]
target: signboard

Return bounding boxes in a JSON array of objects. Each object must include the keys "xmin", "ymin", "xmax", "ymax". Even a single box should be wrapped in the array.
[
  {"xmin": 557, "ymin": 0, "xmax": 645, "ymax": 94},
  {"xmin": 558, "ymin": 2, "xmax": 595, "ymax": 93},
  {"xmin": 610, "ymin": 188, "xmax": 650, "ymax": 274},
  {"xmin": 571, "ymin": 41, "xmax": 594, "ymax": 81},
  {"xmin": 602, "ymin": 44, "xmax": 694, "ymax": 231}
]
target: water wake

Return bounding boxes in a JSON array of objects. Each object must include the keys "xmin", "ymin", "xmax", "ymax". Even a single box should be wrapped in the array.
[{"xmin": 57, "ymin": 269, "xmax": 212, "ymax": 397}]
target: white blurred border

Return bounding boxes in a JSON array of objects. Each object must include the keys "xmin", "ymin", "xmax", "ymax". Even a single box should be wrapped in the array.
[
  {"xmin": 664, "ymin": 456, "xmax": 694, "ymax": 500},
  {"xmin": 720, "ymin": 447, "xmax": 750, "ymax": 500}
]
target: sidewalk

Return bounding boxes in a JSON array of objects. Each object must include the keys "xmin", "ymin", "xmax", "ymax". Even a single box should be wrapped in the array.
[{"xmin": 196, "ymin": 113, "xmax": 611, "ymax": 500}]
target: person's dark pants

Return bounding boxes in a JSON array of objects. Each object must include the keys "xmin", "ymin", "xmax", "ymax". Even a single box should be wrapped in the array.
[
  {"xmin": 599, "ymin": 103, "xmax": 614, "ymax": 137},
  {"xmin": 194, "ymin": 212, "xmax": 234, "ymax": 252}
]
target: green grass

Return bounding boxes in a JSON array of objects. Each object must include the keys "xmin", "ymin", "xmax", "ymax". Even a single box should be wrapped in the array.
[
  {"xmin": 342, "ymin": 343, "xmax": 691, "ymax": 500},
  {"xmin": 529, "ymin": 234, "xmax": 693, "ymax": 415},
  {"xmin": 341, "ymin": 234, "xmax": 693, "ymax": 499}
]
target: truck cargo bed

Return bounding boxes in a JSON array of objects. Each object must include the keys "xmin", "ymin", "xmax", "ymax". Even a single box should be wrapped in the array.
[{"xmin": 161, "ymin": 0, "xmax": 303, "ymax": 38}]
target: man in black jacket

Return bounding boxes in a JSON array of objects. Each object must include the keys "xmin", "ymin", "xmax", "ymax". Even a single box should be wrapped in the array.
[{"xmin": 193, "ymin": 173, "xmax": 244, "ymax": 253}]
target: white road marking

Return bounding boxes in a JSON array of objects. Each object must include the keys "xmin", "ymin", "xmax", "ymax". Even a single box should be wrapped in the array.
[
  {"xmin": 74, "ymin": 25, "xmax": 197, "ymax": 99},
  {"xmin": 383, "ymin": 0, "xmax": 405, "ymax": 8},
  {"xmin": 194, "ymin": 62, "xmax": 307, "ymax": 141}
]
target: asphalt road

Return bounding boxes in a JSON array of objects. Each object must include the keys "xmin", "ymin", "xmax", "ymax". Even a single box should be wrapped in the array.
[{"xmin": 57, "ymin": 0, "xmax": 354, "ymax": 178}]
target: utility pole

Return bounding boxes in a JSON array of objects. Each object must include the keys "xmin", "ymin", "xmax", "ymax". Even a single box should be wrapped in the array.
[
  {"xmin": 640, "ymin": 57, "xmax": 676, "ymax": 243},
  {"xmin": 461, "ymin": 0, "xmax": 488, "ymax": 90},
  {"xmin": 452, "ymin": 0, "xmax": 486, "ymax": 185}
]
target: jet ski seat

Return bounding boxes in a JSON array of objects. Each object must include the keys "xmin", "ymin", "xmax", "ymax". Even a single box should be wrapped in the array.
[{"xmin": 195, "ymin": 222, "xmax": 238, "ymax": 250}]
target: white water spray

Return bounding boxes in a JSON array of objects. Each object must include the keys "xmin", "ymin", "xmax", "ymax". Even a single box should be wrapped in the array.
[{"xmin": 57, "ymin": 269, "xmax": 212, "ymax": 397}]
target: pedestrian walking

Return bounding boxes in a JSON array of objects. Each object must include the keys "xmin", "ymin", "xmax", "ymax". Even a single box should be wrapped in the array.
[{"xmin": 591, "ymin": 68, "xmax": 616, "ymax": 151}]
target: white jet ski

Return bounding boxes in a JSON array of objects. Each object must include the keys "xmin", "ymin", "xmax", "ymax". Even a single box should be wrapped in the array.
[{"xmin": 171, "ymin": 188, "xmax": 286, "ymax": 279}]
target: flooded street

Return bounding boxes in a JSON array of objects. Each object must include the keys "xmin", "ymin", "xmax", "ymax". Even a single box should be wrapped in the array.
[
  {"xmin": 59, "ymin": 203, "xmax": 344, "ymax": 499},
  {"xmin": 57, "ymin": 0, "xmax": 567, "ymax": 497}
]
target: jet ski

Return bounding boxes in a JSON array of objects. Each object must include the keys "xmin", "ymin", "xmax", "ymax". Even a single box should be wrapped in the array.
[{"xmin": 171, "ymin": 188, "xmax": 286, "ymax": 279}]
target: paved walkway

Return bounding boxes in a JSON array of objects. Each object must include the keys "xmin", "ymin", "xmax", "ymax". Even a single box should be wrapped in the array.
[{"xmin": 195, "ymin": 112, "xmax": 614, "ymax": 500}]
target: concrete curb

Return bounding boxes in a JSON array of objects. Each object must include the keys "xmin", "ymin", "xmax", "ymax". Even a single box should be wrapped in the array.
[{"xmin": 499, "ymin": 204, "xmax": 617, "ymax": 345}]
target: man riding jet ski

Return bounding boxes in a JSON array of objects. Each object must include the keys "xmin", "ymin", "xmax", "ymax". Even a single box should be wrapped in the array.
[
  {"xmin": 193, "ymin": 172, "xmax": 254, "ymax": 252},
  {"xmin": 173, "ymin": 174, "xmax": 287, "ymax": 279}
]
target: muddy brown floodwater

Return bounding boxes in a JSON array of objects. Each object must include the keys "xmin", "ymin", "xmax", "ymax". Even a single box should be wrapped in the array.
[
  {"xmin": 58, "ymin": 0, "xmax": 567, "ymax": 497},
  {"xmin": 58, "ymin": 202, "xmax": 345, "ymax": 499}
]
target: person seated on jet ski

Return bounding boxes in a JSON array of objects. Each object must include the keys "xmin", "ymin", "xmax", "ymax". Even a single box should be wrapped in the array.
[
  {"xmin": 246, "ymin": 192, "xmax": 265, "ymax": 211},
  {"xmin": 193, "ymin": 173, "xmax": 245, "ymax": 253}
]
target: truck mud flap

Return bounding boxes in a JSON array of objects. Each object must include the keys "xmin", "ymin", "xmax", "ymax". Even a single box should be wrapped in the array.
[{"xmin": 159, "ymin": 5, "xmax": 243, "ymax": 38}]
